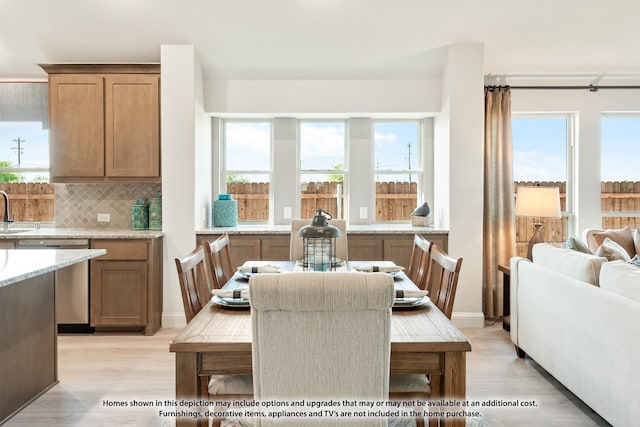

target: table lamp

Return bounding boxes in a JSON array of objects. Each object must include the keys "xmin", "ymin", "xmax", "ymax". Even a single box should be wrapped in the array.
[{"xmin": 515, "ymin": 186, "xmax": 561, "ymax": 260}]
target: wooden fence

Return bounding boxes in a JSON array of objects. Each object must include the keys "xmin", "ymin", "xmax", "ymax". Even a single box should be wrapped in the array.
[
  {"xmin": 227, "ymin": 181, "xmax": 418, "ymax": 222},
  {"xmin": 0, "ymin": 183, "xmax": 55, "ymax": 222}
]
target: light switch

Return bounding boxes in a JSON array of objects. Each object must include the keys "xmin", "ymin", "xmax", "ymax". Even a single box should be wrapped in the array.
[
  {"xmin": 97, "ymin": 213, "xmax": 110, "ymax": 222},
  {"xmin": 359, "ymin": 207, "xmax": 368, "ymax": 219},
  {"xmin": 283, "ymin": 207, "xmax": 292, "ymax": 219}
]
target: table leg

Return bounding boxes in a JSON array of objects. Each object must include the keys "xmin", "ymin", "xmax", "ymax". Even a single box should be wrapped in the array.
[
  {"xmin": 175, "ymin": 352, "xmax": 200, "ymax": 427},
  {"xmin": 442, "ymin": 351, "xmax": 466, "ymax": 427}
]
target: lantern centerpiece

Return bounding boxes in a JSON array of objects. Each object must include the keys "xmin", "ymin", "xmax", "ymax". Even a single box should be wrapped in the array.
[{"xmin": 299, "ymin": 208, "xmax": 341, "ymax": 271}]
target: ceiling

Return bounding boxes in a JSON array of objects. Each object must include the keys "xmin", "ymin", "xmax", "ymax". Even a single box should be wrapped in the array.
[{"xmin": 2, "ymin": 0, "xmax": 640, "ymax": 82}]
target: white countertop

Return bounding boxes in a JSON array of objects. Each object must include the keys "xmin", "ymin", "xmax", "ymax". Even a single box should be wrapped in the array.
[
  {"xmin": 196, "ymin": 224, "xmax": 448, "ymax": 235},
  {"xmin": 0, "ymin": 249, "xmax": 106, "ymax": 288},
  {"xmin": 0, "ymin": 228, "xmax": 164, "ymax": 240}
]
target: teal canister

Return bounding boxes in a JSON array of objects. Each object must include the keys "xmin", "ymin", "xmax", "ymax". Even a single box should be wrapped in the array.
[
  {"xmin": 148, "ymin": 192, "xmax": 162, "ymax": 230},
  {"xmin": 213, "ymin": 194, "xmax": 238, "ymax": 227},
  {"xmin": 131, "ymin": 199, "xmax": 149, "ymax": 230}
]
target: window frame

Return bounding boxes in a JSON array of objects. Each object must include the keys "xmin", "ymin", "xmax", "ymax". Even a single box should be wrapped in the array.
[
  {"xmin": 511, "ymin": 112, "xmax": 576, "ymax": 245},
  {"xmin": 372, "ymin": 119, "xmax": 424, "ymax": 223},
  {"xmin": 220, "ymin": 119, "xmax": 274, "ymax": 224}
]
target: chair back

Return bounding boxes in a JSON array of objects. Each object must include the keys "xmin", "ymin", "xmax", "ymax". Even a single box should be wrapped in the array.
[
  {"xmin": 250, "ymin": 272, "xmax": 394, "ymax": 426},
  {"xmin": 426, "ymin": 244, "xmax": 463, "ymax": 319},
  {"xmin": 406, "ymin": 234, "xmax": 433, "ymax": 290},
  {"xmin": 174, "ymin": 245, "xmax": 213, "ymax": 323},
  {"xmin": 289, "ymin": 218, "xmax": 348, "ymax": 262},
  {"xmin": 205, "ymin": 233, "xmax": 234, "ymax": 289}
]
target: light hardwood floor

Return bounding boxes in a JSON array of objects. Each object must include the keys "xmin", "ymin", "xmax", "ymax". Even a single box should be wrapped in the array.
[{"xmin": 5, "ymin": 324, "xmax": 611, "ymax": 427}]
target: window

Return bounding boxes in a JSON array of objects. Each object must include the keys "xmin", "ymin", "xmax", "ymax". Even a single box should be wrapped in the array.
[
  {"xmin": 299, "ymin": 121, "xmax": 346, "ymax": 219},
  {"xmin": 0, "ymin": 122, "xmax": 49, "ymax": 183},
  {"xmin": 373, "ymin": 120, "xmax": 422, "ymax": 222},
  {"xmin": 512, "ymin": 115, "xmax": 571, "ymax": 256},
  {"xmin": 222, "ymin": 120, "xmax": 272, "ymax": 222},
  {"xmin": 601, "ymin": 115, "xmax": 640, "ymax": 229}
]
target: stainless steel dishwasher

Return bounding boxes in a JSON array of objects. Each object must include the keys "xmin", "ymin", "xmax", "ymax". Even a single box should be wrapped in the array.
[{"xmin": 17, "ymin": 239, "xmax": 93, "ymax": 333}]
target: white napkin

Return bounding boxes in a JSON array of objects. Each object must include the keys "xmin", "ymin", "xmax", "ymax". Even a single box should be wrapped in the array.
[
  {"xmin": 395, "ymin": 289, "xmax": 428, "ymax": 299},
  {"xmin": 237, "ymin": 265, "xmax": 281, "ymax": 274},
  {"xmin": 353, "ymin": 265, "xmax": 405, "ymax": 273},
  {"xmin": 211, "ymin": 289, "xmax": 250, "ymax": 299}
]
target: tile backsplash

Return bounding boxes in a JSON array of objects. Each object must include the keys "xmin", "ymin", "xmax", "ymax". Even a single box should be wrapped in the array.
[{"xmin": 55, "ymin": 183, "xmax": 162, "ymax": 229}]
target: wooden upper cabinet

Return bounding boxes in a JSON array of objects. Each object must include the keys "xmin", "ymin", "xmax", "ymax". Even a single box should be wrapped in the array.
[
  {"xmin": 105, "ymin": 75, "xmax": 160, "ymax": 177},
  {"xmin": 49, "ymin": 74, "xmax": 105, "ymax": 178},
  {"xmin": 41, "ymin": 64, "xmax": 161, "ymax": 183}
]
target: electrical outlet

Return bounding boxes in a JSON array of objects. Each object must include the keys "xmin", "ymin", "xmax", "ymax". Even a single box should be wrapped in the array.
[
  {"xmin": 283, "ymin": 207, "xmax": 292, "ymax": 219},
  {"xmin": 359, "ymin": 207, "xmax": 368, "ymax": 219},
  {"xmin": 97, "ymin": 213, "xmax": 110, "ymax": 222}
]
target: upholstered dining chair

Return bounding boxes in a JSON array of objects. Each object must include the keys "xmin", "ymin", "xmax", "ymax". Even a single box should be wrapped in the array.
[
  {"xmin": 205, "ymin": 233, "xmax": 235, "ymax": 289},
  {"xmin": 406, "ymin": 234, "xmax": 434, "ymax": 290},
  {"xmin": 289, "ymin": 218, "xmax": 348, "ymax": 262},
  {"xmin": 175, "ymin": 245, "xmax": 252, "ymax": 427},
  {"xmin": 249, "ymin": 271, "xmax": 394, "ymax": 427}
]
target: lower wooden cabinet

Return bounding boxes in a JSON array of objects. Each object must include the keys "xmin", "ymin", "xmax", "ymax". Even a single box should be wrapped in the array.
[
  {"xmin": 90, "ymin": 237, "xmax": 163, "ymax": 335},
  {"xmin": 197, "ymin": 231, "xmax": 448, "ymax": 271}
]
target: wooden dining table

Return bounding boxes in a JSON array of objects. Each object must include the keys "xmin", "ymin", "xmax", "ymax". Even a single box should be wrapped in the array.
[{"xmin": 169, "ymin": 261, "xmax": 471, "ymax": 427}]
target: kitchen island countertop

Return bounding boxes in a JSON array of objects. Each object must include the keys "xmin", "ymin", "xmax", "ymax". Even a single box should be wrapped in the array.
[
  {"xmin": 196, "ymin": 223, "xmax": 448, "ymax": 235},
  {"xmin": 0, "ymin": 248, "xmax": 106, "ymax": 288}
]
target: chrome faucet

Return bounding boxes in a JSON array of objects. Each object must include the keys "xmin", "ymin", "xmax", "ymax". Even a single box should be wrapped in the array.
[{"xmin": 0, "ymin": 191, "xmax": 14, "ymax": 230}]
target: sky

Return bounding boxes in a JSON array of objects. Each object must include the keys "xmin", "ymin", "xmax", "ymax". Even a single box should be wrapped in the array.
[
  {"xmin": 224, "ymin": 120, "xmax": 420, "ymax": 182},
  {"xmin": 513, "ymin": 115, "xmax": 640, "ymax": 182}
]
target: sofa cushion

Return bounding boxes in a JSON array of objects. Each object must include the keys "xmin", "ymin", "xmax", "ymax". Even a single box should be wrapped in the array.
[
  {"xmin": 532, "ymin": 243, "xmax": 608, "ymax": 286},
  {"xmin": 634, "ymin": 229, "xmax": 640, "ymax": 256},
  {"xmin": 562, "ymin": 236, "xmax": 592, "ymax": 254},
  {"xmin": 593, "ymin": 227, "xmax": 636, "ymax": 258},
  {"xmin": 599, "ymin": 260, "xmax": 640, "ymax": 303},
  {"xmin": 595, "ymin": 237, "xmax": 632, "ymax": 262}
]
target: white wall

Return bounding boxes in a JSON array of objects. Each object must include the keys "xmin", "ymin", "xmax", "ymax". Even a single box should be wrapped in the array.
[
  {"xmin": 161, "ymin": 43, "xmax": 486, "ymax": 328},
  {"xmin": 160, "ymin": 45, "xmax": 205, "ymax": 328},
  {"xmin": 511, "ymin": 86, "xmax": 640, "ymax": 235}
]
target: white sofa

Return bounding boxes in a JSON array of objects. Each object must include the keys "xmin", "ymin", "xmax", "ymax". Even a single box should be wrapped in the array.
[{"xmin": 510, "ymin": 243, "xmax": 640, "ymax": 427}]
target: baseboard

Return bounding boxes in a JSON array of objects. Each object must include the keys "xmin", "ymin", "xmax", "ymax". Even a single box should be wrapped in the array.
[
  {"xmin": 162, "ymin": 312, "xmax": 187, "ymax": 329},
  {"xmin": 451, "ymin": 312, "xmax": 485, "ymax": 328}
]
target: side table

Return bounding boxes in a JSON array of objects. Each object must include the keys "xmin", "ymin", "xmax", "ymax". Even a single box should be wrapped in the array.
[{"xmin": 498, "ymin": 264, "xmax": 510, "ymax": 331}]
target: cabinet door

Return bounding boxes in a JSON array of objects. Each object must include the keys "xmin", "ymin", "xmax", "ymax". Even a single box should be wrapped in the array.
[
  {"xmin": 348, "ymin": 236, "xmax": 383, "ymax": 261},
  {"xmin": 104, "ymin": 75, "xmax": 160, "ymax": 178},
  {"xmin": 49, "ymin": 74, "xmax": 105, "ymax": 179},
  {"xmin": 91, "ymin": 261, "xmax": 147, "ymax": 327},
  {"xmin": 261, "ymin": 236, "xmax": 290, "ymax": 261}
]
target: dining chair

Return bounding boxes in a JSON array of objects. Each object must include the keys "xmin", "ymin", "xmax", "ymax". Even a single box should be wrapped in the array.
[
  {"xmin": 249, "ymin": 271, "xmax": 394, "ymax": 426},
  {"xmin": 406, "ymin": 234, "xmax": 434, "ymax": 290},
  {"xmin": 390, "ymin": 241, "xmax": 461, "ymax": 427},
  {"xmin": 289, "ymin": 218, "xmax": 348, "ymax": 262},
  {"xmin": 175, "ymin": 245, "xmax": 252, "ymax": 427},
  {"xmin": 426, "ymin": 243, "xmax": 463, "ymax": 320},
  {"xmin": 174, "ymin": 245, "xmax": 212, "ymax": 322},
  {"xmin": 205, "ymin": 233, "xmax": 235, "ymax": 289}
]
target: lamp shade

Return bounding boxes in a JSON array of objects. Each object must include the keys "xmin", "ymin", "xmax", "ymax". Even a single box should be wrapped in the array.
[{"xmin": 515, "ymin": 186, "xmax": 561, "ymax": 219}]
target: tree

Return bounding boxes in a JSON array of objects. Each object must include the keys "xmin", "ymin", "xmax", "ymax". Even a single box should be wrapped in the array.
[
  {"xmin": 0, "ymin": 161, "xmax": 19, "ymax": 182},
  {"xmin": 327, "ymin": 163, "xmax": 344, "ymax": 183}
]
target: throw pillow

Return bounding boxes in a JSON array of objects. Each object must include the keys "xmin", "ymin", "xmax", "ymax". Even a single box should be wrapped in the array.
[
  {"xmin": 593, "ymin": 227, "xmax": 636, "ymax": 258},
  {"xmin": 629, "ymin": 254, "xmax": 640, "ymax": 268},
  {"xmin": 634, "ymin": 229, "xmax": 640, "ymax": 257},
  {"xmin": 562, "ymin": 236, "xmax": 592, "ymax": 254},
  {"xmin": 595, "ymin": 237, "xmax": 632, "ymax": 262}
]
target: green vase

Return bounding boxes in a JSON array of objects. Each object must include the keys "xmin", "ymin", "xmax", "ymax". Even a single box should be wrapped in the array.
[
  {"xmin": 131, "ymin": 199, "xmax": 149, "ymax": 230},
  {"xmin": 148, "ymin": 192, "xmax": 162, "ymax": 230}
]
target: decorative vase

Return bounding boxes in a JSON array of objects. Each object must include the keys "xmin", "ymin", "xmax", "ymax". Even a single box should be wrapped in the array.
[
  {"xmin": 213, "ymin": 194, "xmax": 238, "ymax": 227},
  {"xmin": 148, "ymin": 192, "xmax": 162, "ymax": 230},
  {"xmin": 130, "ymin": 199, "xmax": 149, "ymax": 230}
]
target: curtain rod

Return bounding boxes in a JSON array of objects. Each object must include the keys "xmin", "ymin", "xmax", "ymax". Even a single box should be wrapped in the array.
[{"xmin": 485, "ymin": 84, "xmax": 640, "ymax": 92}]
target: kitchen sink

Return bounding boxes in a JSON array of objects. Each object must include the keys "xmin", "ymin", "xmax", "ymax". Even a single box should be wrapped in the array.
[{"xmin": 0, "ymin": 229, "xmax": 31, "ymax": 234}]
